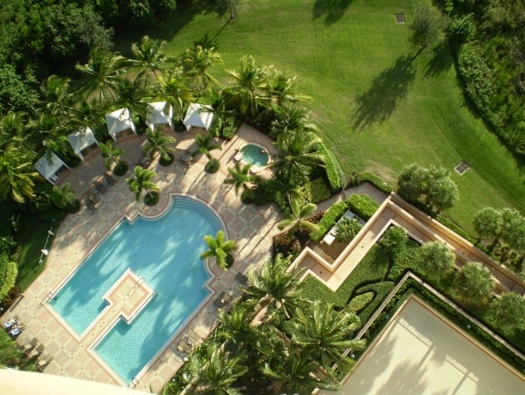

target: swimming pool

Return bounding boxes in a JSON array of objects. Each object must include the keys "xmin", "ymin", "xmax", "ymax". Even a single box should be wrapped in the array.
[
  {"xmin": 49, "ymin": 195, "xmax": 223, "ymax": 383},
  {"xmin": 240, "ymin": 143, "xmax": 269, "ymax": 167}
]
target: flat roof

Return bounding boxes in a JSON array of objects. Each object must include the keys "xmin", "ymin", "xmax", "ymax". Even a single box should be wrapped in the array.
[{"xmin": 321, "ymin": 296, "xmax": 525, "ymax": 395}]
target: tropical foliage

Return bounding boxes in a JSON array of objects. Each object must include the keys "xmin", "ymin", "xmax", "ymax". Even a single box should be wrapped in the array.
[{"xmin": 200, "ymin": 230, "xmax": 237, "ymax": 270}]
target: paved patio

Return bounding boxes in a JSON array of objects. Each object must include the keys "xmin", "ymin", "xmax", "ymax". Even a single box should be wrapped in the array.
[{"xmin": 2, "ymin": 124, "xmax": 282, "ymax": 392}]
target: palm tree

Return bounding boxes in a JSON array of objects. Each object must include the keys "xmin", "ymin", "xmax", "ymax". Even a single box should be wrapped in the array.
[
  {"xmin": 75, "ymin": 49, "xmax": 128, "ymax": 101},
  {"xmin": 262, "ymin": 345, "xmax": 341, "ymax": 394},
  {"xmin": 270, "ymin": 105, "xmax": 318, "ymax": 139},
  {"xmin": 272, "ymin": 131, "xmax": 325, "ymax": 186},
  {"xmin": 265, "ymin": 67, "xmax": 311, "ymax": 107},
  {"xmin": 488, "ymin": 291, "xmax": 525, "ymax": 331},
  {"xmin": 126, "ymin": 166, "xmax": 159, "ymax": 201},
  {"xmin": 266, "ymin": 174, "xmax": 299, "ymax": 208},
  {"xmin": 182, "ymin": 343, "xmax": 248, "ymax": 395},
  {"xmin": 335, "ymin": 217, "xmax": 362, "ymax": 244},
  {"xmin": 0, "ymin": 112, "xmax": 33, "ymax": 154},
  {"xmin": 130, "ymin": 35, "xmax": 169, "ymax": 81},
  {"xmin": 277, "ymin": 200, "xmax": 319, "ymax": 235},
  {"xmin": 99, "ymin": 140, "xmax": 125, "ymax": 170},
  {"xmin": 290, "ymin": 301, "xmax": 366, "ymax": 378},
  {"xmin": 225, "ymin": 55, "xmax": 267, "ymax": 117},
  {"xmin": 0, "ymin": 331, "xmax": 23, "ymax": 368},
  {"xmin": 397, "ymin": 164, "xmax": 429, "ymax": 203},
  {"xmin": 379, "ymin": 226, "xmax": 408, "ymax": 263},
  {"xmin": 473, "ymin": 207, "xmax": 503, "ymax": 245},
  {"xmin": 31, "ymin": 113, "xmax": 70, "ymax": 158},
  {"xmin": 182, "ymin": 45, "xmax": 222, "ymax": 90},
  {"xmin": 143, "ymin": 127, "xmax": 176, "ymax": 161},
  {"xmin": 49, "ymin": 183, "xmax": 78, "ymax": 209},
  {"xmin": 38, "ymin": 75, "xmax": 74, "ymax": 119},
  {"xmin": 224, "ymin": 162, "xmax": 254, "ymax": 196},
  {"xmin": 113, "ymin": 75, "xmax": 151, "ymax": 129},
  {"xmin": 244, "ymin": 254, "xmax": 305, "ymax": 322},
  {"xmin": 418, "ymin": 241, "xmax": 455, "ymax": 274},
  {"xmin": 499, "ymin": 209, "xmax": 523, "ymax": 261},
  {"xmin": 158, "ymin": 68, "xmax": 193, "ymax": 121},
  {"xmin": 204, "ymin": 88, "xmax": 233, "ymax": 136},
  {"xmin": 200, "ymin": 230, "xmax": 237, "ymax": 270},
  {"xmin": 191, "ymin": 133, "xmax": 222, "ymax": 161},
  {"xmin": 0, "ymin": 148, "xmax": 40, "ymax": 203},
  {"xmin": 454, "ymin": 262, "xmax": 494, "ymax": 305},
  {"xmin": 70, "ymin": 99, "xmax": 107, "ymax": 137}
]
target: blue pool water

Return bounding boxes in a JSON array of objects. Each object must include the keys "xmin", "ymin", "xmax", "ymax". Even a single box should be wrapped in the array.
[
  {"xmin": 241, "ymin": 144, "xmax": 269, "ymax": 167},
  {"xmin": 49, "ymin": 196, "xmax": 222, "ymax": 383}
]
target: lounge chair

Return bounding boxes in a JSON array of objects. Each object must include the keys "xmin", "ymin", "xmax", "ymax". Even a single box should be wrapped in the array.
[
  {"xmin": 28, "ymin": 344, "xmax": 45, "ymax": 359},
  {"xmin": 22, "ymin": 338, "xmax": 39, "ymax": 355},
  {"xmin": 177, "ymin": 339, "xmax": 191, "ymax": 353},
  {"xmin": 188, "ymin": 329, "xmax": 201, "ymax": 344},
  {"xmin": 37, "ymin": 354, "xmax": 54, "ymax": 371},
  {"xmin": 94, "ymin": 180, "xmax": 108, "ymax": 193},
  {"xmin": 235, "ymin": 272, "xmax": 248, "ymax": 285},
  {"xmin": 85, "ymin": 196, "xmax": 97, "ymax": 213},
  {"xmin": 103, "ymin": 171, "xmax": 117, "ymax": 185}
]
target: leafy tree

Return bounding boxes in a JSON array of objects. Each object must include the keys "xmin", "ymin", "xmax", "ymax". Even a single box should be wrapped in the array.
[
  {"xmin": 158, "ymin": 68, "xmax": 193, "ymax": 121},
  {"xmin": 266, "ymin": 174, "xmax": 299, "ymax": 209},
  {"xmin": 244, "ymin": 254, "xmax": 305, "ymax": 322},
  {"xmin": 0, "ymin": 330, "xmax": 24, "ymax": 368},
  {"xmin": 270, "ymin": 105, "xmax": 318, "ymax": 139},
  {"xmin": 224, "ymin": 162, "xmax": 254, "ymax": 196},
  {"xmin": 182, "ymin": 343, "xmax": 247, "ymax": 395},
  {"xmin": 277, "ymin": 200, "xmax": 319, "ymax": 235},
  {"xmin": 488, "ymin": 292, "xmax": 525, "ymax": 332},
  {"xmin": 410, "ymin": 3, "xmax": 443, "ymax": 51},
  {"xmin": 379, "ymin": 226, "xmax": 408, "ymax": 263},
  {"xmin": 473, "ymin": 207, "xmax": 503, "ymax": 244},
  {"xmin": 262, "ymin": 345, "xmax": 341, "ymax": 394},
  {"xmin": 0, "ymin": 112, "xmax": 33, "ymax": 154},
  {"xmin": 0, "ymin": 64, "xmax": 38, "ymax": 113},
  {"xmin": 93, "ymin": 0, "xmax": 177, "ymax": 28},
  {"xmin": 499, "ymin": 208, "xmax": 524, "ymax": 261},
  {"xmin": 204, "ymin": 88, "xmax": 233, "ymax": 135},
  {"xmin": 99, "ymin": 140, "xmax": 125, "ymax": 170},
  {"xmin": 191, "ymin": 133, "xmax": 222, "ymax": 161},
  {"xmin": 143, "ymin": 127, "xmax": 176, "ymax": 161},
  {"xmin": 126, "ymin": 166, "xmax": 159, "ymax": 201},
  {"xmin": 418, "ymin": 241, "xmax": 455, "ymax": 274},
  {"xmin": 38, "ymin": 75, "xmax": 74, "ymax": 119},
  {"xmin": 265, "ymin": 67, "xmax": 310, "ymax": 107},
  {"xmin": 290, "ymin": 301, "xmax": 366, "ymax": 378},
  {"xmin": 49, "ymin": 183, "xmax": 77, "ymax": 209},
  {"xmin": 31, "ymin": 113, "xmax": 70, "ymax": 158},
  {"xmin": 226, "ymin": 55, "xmax": 267, "ymax": 117},
  {"xmin": 272, "ymin": 131, "xmax": 325, "ymax": 186},
  {"xmin": 182, "ymin": 45, "xmax": 222, "ymax": 90},
  {"xmin": 335, "ymin": 217, "xmax": 362, "ymax": 244},
  {"xmin": 0, "ymin": 148, "xmax": 40, "ymax": 203},
  {"xmin": 425, "ymin": 166, "xmax": 459, "ymax": 212},
  {"xmin": 75, "ymin": 49, "xmax": 128, "ymax": 101},
  {"xmin": 398, "ymin": 163, "xmax": 428, "ymax": 203},
  {"xmin": 454, "ymin": 262, "xmax": 495, "ymax": 304},
  {"xmin": 200, "ymin": 230, "xmax": 237, "ymax": 270}
]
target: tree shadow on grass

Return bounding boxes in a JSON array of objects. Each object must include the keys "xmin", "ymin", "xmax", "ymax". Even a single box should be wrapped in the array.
[
  {"xmin": 312, "ymin": 0, "xmax": 353, "ymax": 25},
  {"xmin": 352, "ymin": 55, "xmax": 417, "ymax": 130},
  {"xmin": 424, "ymin": 41, "xmax": 454, "ymax": 79}
]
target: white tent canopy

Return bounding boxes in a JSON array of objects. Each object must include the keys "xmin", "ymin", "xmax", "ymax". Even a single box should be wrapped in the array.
[
  {"xmin": 105, "ymin": 108, "xmax": 137, "ymax": 141},
  {"xmin": 146, "ymin": 101, "xmax": 174, "ymax": 131},
  {"xmin": 183, "ymin": 103, "xmax": 213, "ymax": 132},
  {"xmin": 34, "ymin": 152, "xmax": 70, "ymax": 185},
  {"xmin": 67, "ymin": 127, "xmax": 98, "ymax": 160}
]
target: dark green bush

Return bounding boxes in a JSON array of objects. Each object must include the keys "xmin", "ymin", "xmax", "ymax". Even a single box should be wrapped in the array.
[
  {"xmin": 274, "ymin": 232, "xmax": 301, "ymax": 259},
  {"xmin": 347, "ymin": 194, "xmax": 379, "ymax": 221},
  {"xmin": 220, "ymin": 116, "xmax": 241, "ymax": 140},
  {"xmin": 144, "ymin": 191, "xmax": 159, "ymax": 206},
  {"xmin": 447, "ymin": 14, "xmax": 476, "ymax": 44},
  {"xmin": 240, "ymin": 188, "xmax": 254, "ymax": 204},
  {"xmin": 205, "ymin": 159, "xmax": 220, "ymax": 173},
  {"xmin": 209, "ymin": 116, "xmax": 222, "ymax": 137},
  {"xmin": 159, "ymin": 153, "xmax": 174, "ymax": 166},
  {"xmin": 308, "ymin": 178, "xmax": 331, "ymax": 203},
  {"xmin": 114, "ymin": 161, "xmax": 128, "ymax": 176},
  {"xmin": 65, "ymin": 199, "xmax": 81, "ymax": 214},
  {"xmin": 310, "ymin": 201, "xmax": 348, "ymax": 243}
]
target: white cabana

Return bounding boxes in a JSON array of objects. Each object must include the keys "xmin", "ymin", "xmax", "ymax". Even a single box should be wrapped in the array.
[
  {"xmin": 67, "ymin": 127, "xmax": 98, "ymax": 160},
  {"xmin": 183, "ymin": 103, "xmax": 213, "ymax": 132},
  {"xmin": 105, "ymin": 108, "xmax": 137, "ymax": 141},
  {"xmin": 146, "ymin": 101, "xmax": 174, "ymax": 131},
  {"xmin": 34, "ymin": 152, "xmax": 70, "ymax": 185}
]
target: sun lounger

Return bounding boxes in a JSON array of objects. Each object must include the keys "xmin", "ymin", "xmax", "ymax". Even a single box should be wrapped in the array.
[
  {"xmin": 37, "ymin": 354, "xmax": 54, "ymax": 371},
  {"xmin": 94, "ymin": 180, "xmax": 108, "ymax": 193},
  {"xmin": 188, "ymin": 329, "xmax": 201, "ymax": 344},
  {"xmin": 85, "ymin": 196, "xmax": 98, "ymax": 213},
  {"xmin": 235, "ymin": 272, "xmax": 248, "ymax": 285},
  {"xmin": 177, "ymin": 339, "xmax": 191, "ymax": 353},
  {"xmin": 22, "ymin": 338, "xmax": 39, "ymax": 355},
  {"xmin": 28, "ymin": 344, "xmax": 45, "ymax": 359},
  {"xmin": 103, "ymin": 172, "xmax": 117, "ymax": 185}
]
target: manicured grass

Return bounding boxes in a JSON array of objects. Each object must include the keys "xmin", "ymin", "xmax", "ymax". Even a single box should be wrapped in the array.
[
  {"xmin": 114, "ymin": 0, "xmax": 525, "ymax": 234},
  {"xmin": 16, "ymin": 215, "xmax": 56, "ymax": 292}
]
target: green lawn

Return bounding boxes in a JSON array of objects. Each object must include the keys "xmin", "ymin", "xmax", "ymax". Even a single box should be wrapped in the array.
[{"xmin": 114, "ymin": 0, "xmax": 525, "ymax": 234}]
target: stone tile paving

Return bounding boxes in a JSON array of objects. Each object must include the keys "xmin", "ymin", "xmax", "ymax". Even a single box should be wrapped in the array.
[{"xmin": 2, "ymin": 123, "xmax": 282, "ymax": 393}]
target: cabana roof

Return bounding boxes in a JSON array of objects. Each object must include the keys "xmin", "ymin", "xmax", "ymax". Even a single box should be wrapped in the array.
[
  {"xmin": 146, "ymin": 102, "xmax": 174, "ymax": 131},
  {"xmin": 183, "ymin": 103, "xmax": 213, "ymax": 131},
  {"xmin": 105, "ymin": 108, "xmax": 137, "ymax": 141},
  {"xmin": 34, "ymin": 152, "xmax": 69, "ymax": 184},
  {"xmin": 67, "ymin": 127, "xmax": 98, "ymax": 160}
]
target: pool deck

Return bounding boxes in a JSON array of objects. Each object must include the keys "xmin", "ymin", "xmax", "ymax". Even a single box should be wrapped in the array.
[{"xmin": 2, "ymin": 124, "xmax": 282, "ymax": 392}]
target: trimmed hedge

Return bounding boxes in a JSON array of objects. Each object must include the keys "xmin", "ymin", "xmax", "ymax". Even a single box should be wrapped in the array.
[
  {"xmin": 347, "ymin": 194, "xmax": 379, "ymax": 220},
  {"xmin": 317, "ymin": 142, "xmax": 345, "ymax": 192},
  {"xmin": 221, "ymin": 116, "xmax": 242, "ymax": 140},
  {"xmin": 0, "ymin": 254, "xmax": 17, "ymax": 300},
  {"xmin": 308, "ymin": 178, "xmax": 331, "ymax": 203},
  {"xmin": 310, "ymin": 201, "xmax": 348, "ymax": 243},
  {"xmin": 348, "ymin": 292, "xmax": 374, "ymax": 314},
  {"xmin": 359, "ymin": 172, "xmax": 393, "ymax": 194}
]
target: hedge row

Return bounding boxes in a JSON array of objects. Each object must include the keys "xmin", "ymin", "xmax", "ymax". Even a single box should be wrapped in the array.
[
  {"xmin": 317, "ymin": 143, "xmax": 345, "ymax": 192},
  {"xmin": 0, "ymin": 255, "xmax": 17, "ymax": 300},
  {"xmin": 310, "ymin": 200, "xmax": 348, "ymax": 244},
  {"xmin": 359, "ymin": 172, "xmax": 393, "ymax": 194},
  {"xmin": 308, "ymin": 178, "xmax": 332, "ymax": 203},
  {"xmin": 348, "ymin": 292, "xmax": 374, "ymax": 314},
  {"xmin": 347, "ymin": 194, "xmax": 380, "ymax": 221}
]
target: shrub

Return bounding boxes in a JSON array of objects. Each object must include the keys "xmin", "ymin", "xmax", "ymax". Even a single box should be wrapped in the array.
[
  {"xmin": 159, "ymin": 153, "xmax": 174, "ymax": 166},
  {"xmin": 317, "ymin": 142, "xmax": 345, "ymax": 192},
  {"xmin": 359, "ymin": 172, "xmax": 393, "ymax": 194},
  {"xmin": 347, "ymin": 194, "xmax": 379, "ymax": 221},
  {"xmin": 0, "ymin": 254, "xmax": 17, "ymax": 300},
  {"xmin": 209, "ymin": 116, "xmax": 222, "ymax": 137},
  {"xmin": 310, "ymin": 201, "xmax": 348, "ymax": 243},
  {"xmin": 348, "ymin": 292, "xmax": 374, "ymax": 314},
  {"xmin": 65, "ymin": 199, "xmax": 81, "ymax": 214},
  {"xmin": 308, "ymin": 178, "xmax": 332, "ymax": 203},
  {"xmin": 114, "ymin": 161, "xmax": 128, "ymax": 176},
  {"xmin": 335, "ymin": 217, "xmax": 362, "ymax": 244},
  {"xmin": 205, "ymin": 158, "xmax": 220, "ymax": 173},
  {"xmin": 220, "ymin": 116, "xmax": 241, "ymax": 140},
  {"xmin": 274, "ymin": 232, "xmax": 301, "ymax": 259},
  {"xmin": 144, "ymin": 191, "xmax": 159, "ymax": 206}
]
